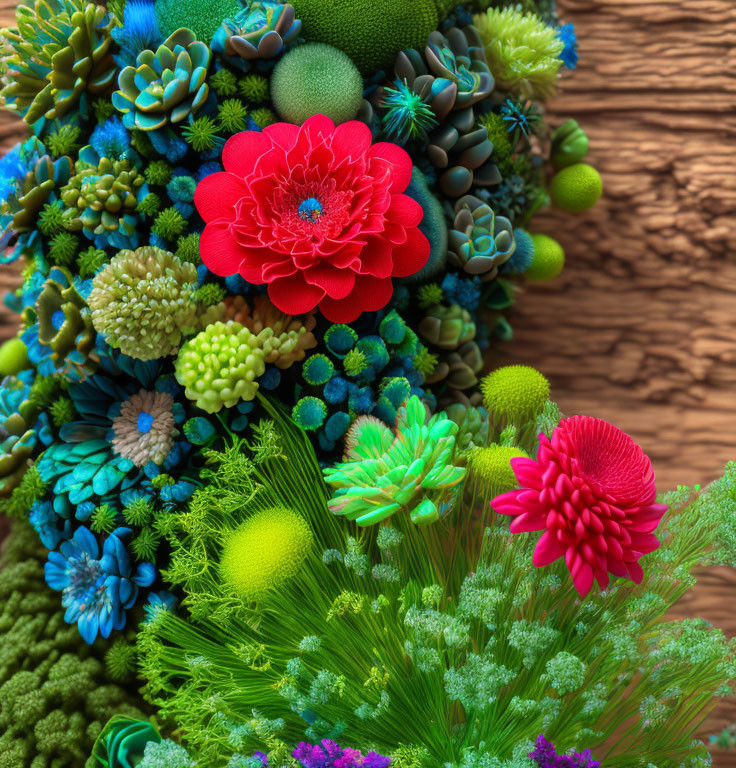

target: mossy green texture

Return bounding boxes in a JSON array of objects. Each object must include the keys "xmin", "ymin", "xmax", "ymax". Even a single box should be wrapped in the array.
[
  {"xmin": 219, "ymin": 506, "xmax": 314, "ymax": 602},
  {"xmin": 480, "ymin": 365, "xmax": 550, "ymax": 422},
  {"xmin": 549, "ymin": 163, "xmax": 602, "ymax": 213},
  {"xmin": 0, "ymin": 338, "xmax": 29, "ymax": 377},
  {"xmin": 154, "ymin": 0, "xmax": 241, "ymax": 44},
  {"xmin": 271, "ymin": 43, "xmax": 363, "ymax": 125},
  {"xmin": 526, "ymin": 233, "xmax": 565, "ymax": 282},
  {"xmin": 0, "ymin": 523, "xmax": 145, "ymax": 767},
  {"xmin": 290, "ymin": 0, "xmax": 439, "ymax": 74}
]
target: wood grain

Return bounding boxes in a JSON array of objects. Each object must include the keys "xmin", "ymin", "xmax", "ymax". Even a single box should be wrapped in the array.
[{"xmin": 0, "ymin": 0, "xmax": 735, "ymax": 762}]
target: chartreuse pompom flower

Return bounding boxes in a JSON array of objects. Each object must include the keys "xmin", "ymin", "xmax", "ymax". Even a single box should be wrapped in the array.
[
  {"xmin": 271, "ymin": 43, "xmax": 363, "ymax": 125},
  {"xmin": 174, "ymin": 321, "xmax": 268, "ymax": 413},
  {"xmin": 474, "ymin": 7, "xmax": 563, "ymax": 100},
  {"xmin": 89, "ymin": 247, "xmax": 221, "ymax": 361},
  {"xmin": 324, "ymin": 396, "xmax": 466, "ymax": 526},
  {"xmin": 527, "ymin": 233, "xmax": 565, "ymax": 282},
  {"xmin": 549, "ymin": 163, "xmax": 602, "ymax": 212},
  {"xmin": 467, "ymin": 445, "xmax": 528, "ymax": 498},
  {"xmin": 219, "ymin": 506, "xmax": 313, "ymax": 601},
  {"xmin": 480, "ymin": 365, "xmax": 550, "ymax": 423},
  {"xmin": 0, "ymin": 338, "xmax": 29, "ymax": 377}
]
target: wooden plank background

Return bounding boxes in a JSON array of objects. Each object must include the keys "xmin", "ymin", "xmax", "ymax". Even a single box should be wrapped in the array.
[{"xmin": 0, "ymin": 0, "xmax": 735, "ymax": 762}]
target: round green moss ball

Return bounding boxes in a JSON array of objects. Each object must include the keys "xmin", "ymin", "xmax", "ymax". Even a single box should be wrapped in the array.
[
  {"xmin": 154, "ymin": 0, "xmax": 241, "ymax": 43},
  {"xmin": 481, "ymin": 365, "xmax": 550, "ymax": 422},
  {"xmin": 468, "ymin": 445, "xmax": 529, "ymax": 497},
  {"xmin": 0, "ymin": 338, "xmax": 29, "ymax": 377},
  {"xmin": 526, "ymin": 233, "xmax": 565, "ymax": 282},
  {"xmin": 220, "ymin": 507, "xmax": 313, "ymax": 602},
  {"xmin": 271, "ymin": 43, "xmax": 364, "ymax": 125},
  {"xmin": 549, "ymin": 163, "xmax": 603, "ymax": 213},
  {"xmin": 290, "ymin": 0, "xmax": 439, "ymax": 75}
]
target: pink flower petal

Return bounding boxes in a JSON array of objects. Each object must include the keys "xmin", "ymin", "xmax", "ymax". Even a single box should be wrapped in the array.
[
  {"xmin": 533, "ymin": 531, "xmax": 566, "ymax": 567},
  {"xmin": 490, "ymin": 489, "xmax": 524, "ymax": 515}
]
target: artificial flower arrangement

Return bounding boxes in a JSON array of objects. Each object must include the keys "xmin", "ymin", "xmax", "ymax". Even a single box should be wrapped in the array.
[{"xmin": 0, "ymin": 0, "xmax": 732, "ymax": 766}]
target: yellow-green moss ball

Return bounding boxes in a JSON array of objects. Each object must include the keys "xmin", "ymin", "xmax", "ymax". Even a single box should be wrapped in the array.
[
  {"xmin": 468, "ymin": 445, "xmax": 529, "ymax": 497},
  {"xmin": 290, "ymin": 0, "xmax": 438, "ymax": 75},
  {"xmin": 220, "ymin": 507, "xmax": 313, "ymax": 602},
  {"xmin": 549, "ymin": 163, "xmax": 602, "ymax": 213},
  {"xmin": 526, "ymin": 233, "xmax": 565, "ymax": 282},
  {"xmin": 271, "ymin": 43, "xmax": 363, "ymax": 125},
  {"xmin": 481, "ymin": 365, "xmax": 550, "ymax": 422},
  {"xmin": 0, "ymin": 338, "xmax": 29, "ymax": 377}
]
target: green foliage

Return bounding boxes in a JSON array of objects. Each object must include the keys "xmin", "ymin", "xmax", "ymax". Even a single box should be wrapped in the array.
[
  {"xmin": 0, "ymin": 465, "xmax": 47, "ymax": 520},
  {"xmin": 144, "ymin": 160, "xmax": 173, "ymax": 187},
  {"xmin": 44, "ymin": 124, "xmax": 82, "ymax": 157},
  {"xmin": 182, "ymin": 116, "xmax": 220, "ymax": 152},
  {"xmin": 0, "ymin": 522, "xmax": 146, "ymax": 767},
  {"xmin": 154, "ymin": 0, "xmax": 241, "ymax": 43},
  {"xmin": 151, "ymin": 207, "xmax": 187, "ymax": 241},
  {"xmin": 49, "ymin": 396, "xmax": 75, "ymax": 427},
  {"xmin": 137, "ymin": 192, "xmax": 161, "ymax": 218},
  {"xmin": 210, "ymin": 68, "xmax": 239, "ymax": 97},
  {"xmin": 218, "ymin": 99, "xmax": 248, "ymax": 133},
  {"xmin": 47, "ymin": 232, "xmax": 79, "ymax": 267},
  {"xmin": 77, "ymin": 247, "xmax": 108, "ymax": 279},
  {"xmin": 90, "ymin": 504, "xmax": 119, "ymax": 534},
  {"xmin": 239, "ymin": 74, "xmax": 269, "ymax": 103},
  {"xmin": 38, "ymin": 202, "xmax": 66, "ymax": 236},
  {"xmin": 138, "ymin": 404, "xmax": 736, "ymax": 767},
  {"xmin": 176, "ymin": 233, "xmax": 202, "ymax": 266}
]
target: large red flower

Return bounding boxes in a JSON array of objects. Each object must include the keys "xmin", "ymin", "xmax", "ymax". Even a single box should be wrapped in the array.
[
  {"xmin": 194, "ymin": 114, "xmax": 430, "ymax": 323},
  {"xmin": 491, "ymin": 416, "xmax": 668, "ymax": 597}
]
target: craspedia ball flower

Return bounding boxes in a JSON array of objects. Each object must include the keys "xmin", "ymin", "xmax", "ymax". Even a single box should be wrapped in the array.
[
  {"xmin": 219, "ymin": 506, "xmax": 313, "ymax": 601},
  {"xmin": 0, "ymin": 338, "xmax": 29, "ymax": 377},
  {"xmin": 174, "ymin": 320, "xmax": 267, "ymax": 413},
  {"xmin": 467, "ymin": 445, "xmax": 528, "ymax": 498},
  {"xmin": 291, "ymin": 0, "xmax": 438, "ymax": 75},
  {"xmin": 89, "ymin": 247, "xmax": 216, "ymax": 361},
  {"xmin": 194, "ymin": 115, "xmax": 430, "ymax": 323},
  {"xmin": 526, "ymin": 233, "xmax": 565, "ymax": 282},
  {"xmin": 491, "ymin": 416, "xmax": 668, "ymax": 597},
  {"xmin": 549, "ymin": 163, "xmax": 603, "ymax": 213},
  {"xmin": 481, "ymin": 365, "xmax": 550, "ymax": 422},
  {"xmin": 111, "ymin": 390, "xmax": 178, "ymax": 467},
  {"xmin": 271, "ymin": 43, "xmax": 363, "ymax": 125}
]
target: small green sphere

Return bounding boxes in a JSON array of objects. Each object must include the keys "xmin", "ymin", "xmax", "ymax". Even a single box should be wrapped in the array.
[
  {"xmin": 154, "ymin": 0, "xmax": 241, "ymax": 43},
  {"xmin": 0, "ymin": 338, "xmax": 29, "ymax": 377},
  {"xmin": 468, "ymin": 445, "xmax": 529, "ymax": 497},
  {"xmin": 220, "ymin": 507, "xmax": 313, "ymax": 602},
  {"xmin": 481, "ymin": 365, "xmax": 550, "ymax": 422},
  {"xmin": 549, "ymin": 163, "xmax": 602, "ymax": 213},
  {"xmin": 291, "ymin": 0, "xmax": 438, "ymax": 75},
  {"xmin": 271, "ymin": 43, "xmax": 363, "ymax": 125},
  {"xmin": 526, "ymin": 233, "xmax": 565, "ymax": 282}
]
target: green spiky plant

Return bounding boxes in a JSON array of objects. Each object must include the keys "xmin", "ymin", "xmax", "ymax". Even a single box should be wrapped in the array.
[{"xmin": 137, "ymin": 392, "xmax": 736, "ymax": 768}]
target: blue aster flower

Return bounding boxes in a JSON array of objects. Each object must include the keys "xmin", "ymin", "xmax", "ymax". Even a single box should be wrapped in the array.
[
  {"xmin": 558, "ymin": 24, "xmax": 578, "ymax": 70},
  {"xmin": 30, "ymin": 499, "xmax": 72, "ymax": 549},
  {"xmin": 143, "ymin": 590, "xmax": 177, "ymax": 623},
  {"xmin": 111, "ymin": 0, "xmax": 162, "ymax": 67},
  {"xmin": 89, "ymin": 117, "xmax": 131, "ymax": 159}
]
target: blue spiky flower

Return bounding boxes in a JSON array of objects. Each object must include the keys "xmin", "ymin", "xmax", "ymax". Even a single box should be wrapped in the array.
[{"xmin": 381, "ymin": 80, "xmax": 438, "ymax": 144}]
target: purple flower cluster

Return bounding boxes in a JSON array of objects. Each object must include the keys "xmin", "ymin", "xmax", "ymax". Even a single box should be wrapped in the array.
[
  {"xmin": 529, "ymin": 736, "xmax": 600, "ymax": 768},
  {"xmin": 292, "ymin": 741, "xmax": 390, "ymax": 768}
]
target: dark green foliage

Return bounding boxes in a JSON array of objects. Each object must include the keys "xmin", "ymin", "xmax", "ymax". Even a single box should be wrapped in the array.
[{"xmin": 0, "ymin": 522, "xmax": 146, "ymax": 768}]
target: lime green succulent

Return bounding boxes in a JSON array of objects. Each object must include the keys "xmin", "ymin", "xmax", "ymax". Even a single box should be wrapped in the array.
[
  {"xmin": 0, "ymin": 0, "xmax": 116, "ymax": 131},
  {"xmin": 324, "ymin": 395, "xmax": 466, "ymax": 526},
  {"xmin": 112, "ymin": 29, "xmax": 212, "ymax": 131}
]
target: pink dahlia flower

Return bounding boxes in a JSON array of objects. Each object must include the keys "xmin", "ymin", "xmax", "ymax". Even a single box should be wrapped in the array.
[
  {"xmin": 194, "ymin": 114, "xmax": 430, "ymax": 323},
  {"xmin": 491, "ymin": 415, "xmax": 668, "ymax": 597}
]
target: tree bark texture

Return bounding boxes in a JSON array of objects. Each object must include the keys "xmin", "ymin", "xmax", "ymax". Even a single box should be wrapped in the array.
[{"xmin": 0, "ymin": 0, "xmax": 735, "ymax": 761}]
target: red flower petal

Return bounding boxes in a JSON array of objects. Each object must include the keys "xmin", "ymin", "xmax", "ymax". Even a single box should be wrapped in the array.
[
  {"xmin": 262, "ymin": 121, "xmax": 301, "ymax": 149},
  {"xmin": 268, "ymin": 273, "xmax": 325, "ymax": 315},
  {"xmin": 199, "ymin": 222, "xmax": 249, "ymax": 277},
  {"xmin": 222, "ymin": 130, "xmax": 273, "ymax": 177},
  {"xmin": 368, "ymin": 142, "xmax": 413, "ymax": 192},
  {"xmin": 385, "ymin": 193, "xmax": 423, "ymax": 227},
  {"xmin": 318, "ymin": 274, "xmax": 394, "ymax": 323},
  {"xmin": 331, "ymin": 120, "xmax": 373, "ymax": 160},
  {"xmin": 194, "ymin": 172, "xmax": 248, "ymax": 223},
  {"xmin": 533, "ymin": 530, "xmax": 566, "ymax": 567},
  {"xmin": 389, "ymin": 225, "xmax": 430, "ymax": 278},
  {"xmin": 304, "ymin": 262, "xmax": 356, "ymax": 300}
]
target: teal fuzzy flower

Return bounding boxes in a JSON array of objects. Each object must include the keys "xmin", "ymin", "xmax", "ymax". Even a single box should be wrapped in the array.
[{"xmin": 324, "ymin": 396, "xmax": 466, "ymax": 526}]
